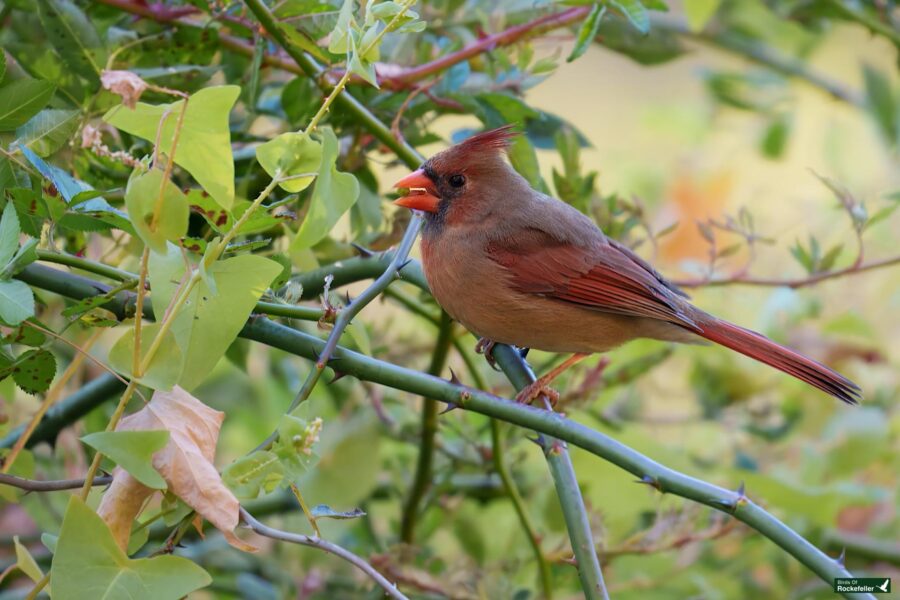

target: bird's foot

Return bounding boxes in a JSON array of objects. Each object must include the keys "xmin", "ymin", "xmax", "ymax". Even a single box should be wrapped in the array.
[
  {"xmin": 475, "ymin": 337, "xmax": 502, "ymax": 371},
  {"xmin": 514, "ymin": 381, "xmax": 560, "ymax": 407},
  {"xmin": 515, "ymin": 353, "xmax": 590, "ymax": 409}
]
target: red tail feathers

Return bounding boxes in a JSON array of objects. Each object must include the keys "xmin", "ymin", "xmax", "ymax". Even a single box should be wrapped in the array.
[{"xmin": 697, "ymin": 319, "xmax": 861, "ymax": 404}]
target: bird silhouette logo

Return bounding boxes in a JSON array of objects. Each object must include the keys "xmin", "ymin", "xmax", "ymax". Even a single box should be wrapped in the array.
[{"xmin": 876, "ymin": 579, "xmax": 890, "ymax": 593}]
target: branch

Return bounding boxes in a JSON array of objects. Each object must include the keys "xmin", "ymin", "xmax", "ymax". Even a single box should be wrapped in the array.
[
  {"xmin": 492, "ymin": 345, "xmax": 609, "ymax": 600},
  {"xmin": 16, "ymin": 251, "xmax": 875, "ymax": 599},
  {"xmin": 239, "ymin": 508, "xmax": 408, "ymax": 600},
  {"xmin": 674, "ymin": 254, "xmax": 900, "ymax": 289},
  {"xmin": 0, "ymin": 473, "xmax": 112, "ymax": 492},
  {"xmin": 375, "ymin": 6, "xmax": 591, "ymax": 90},
  {"xmin": 823, "ymin": 529, "xmax": 900, "ymax": 567},
  {"xmin": 0, "ymin": 373, "xmax": 124, "ymax": 449},
  {"xmin": 400, "ymin": 310, "xmax": 453, "ymax": 543},
  {"xmin": 651, "ymin": 15, "xmax": 864, "ymax": 106}
]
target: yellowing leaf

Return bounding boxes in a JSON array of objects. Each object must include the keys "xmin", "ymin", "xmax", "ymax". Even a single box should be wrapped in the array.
[
  {"xmin": 96, "ymin": 387, "xmax": 254, "ymax": 552},
  {"xmin": 292, "ymin": 127, "xmax": 360, "ymax": 249},
  {"xmin": 53, "ymin": 496, "xmax": 211, "ymax": 599},
  {"xmin": 104, "ymin": 86, "xmax": 239, "ymax": 209},
  {"xmin": 149, "ymin": 246, "xmax": 281, "ymax": 391},
  {"xmin": 256, "ymin": 131, "xmax": 323, "ymax": 193},
  {"xmin": 108, "ymin": 322, "xmax": 184, "ymax": 391},
  {"xmin": 124, "ymin": 168, "xmax": 189, "ymax": 252},
  {"xmin": 14, "ymin": 535, "xmax": 44, "ymax": 584},
  {"xmin": 82, "ymin": 430, "xmax": 169, "ymax": 489}
]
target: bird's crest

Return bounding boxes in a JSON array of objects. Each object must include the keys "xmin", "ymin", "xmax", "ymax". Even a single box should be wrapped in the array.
[{"xmin": 457, "ymin": 124, "xmax": 518, "ymax": 152}]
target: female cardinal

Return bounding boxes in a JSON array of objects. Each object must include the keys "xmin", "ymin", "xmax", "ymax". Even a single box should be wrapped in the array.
[{"xmin": 393, "ymin": 126, "xmax": 860, "ymax": 405}]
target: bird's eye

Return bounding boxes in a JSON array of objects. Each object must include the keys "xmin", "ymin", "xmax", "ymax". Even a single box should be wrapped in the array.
[{"xmin": 448, "ymin": 174, "xmax": 466, "ymax": 188}]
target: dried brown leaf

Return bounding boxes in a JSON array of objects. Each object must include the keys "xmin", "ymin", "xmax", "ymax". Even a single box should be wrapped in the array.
[
  {"xmin": 101, "ymin": 70, "xmax": 149, "ymax": 109},
  {"xmin": 97, "ymin": 387, "xmax": 255, "ymax": 552}
]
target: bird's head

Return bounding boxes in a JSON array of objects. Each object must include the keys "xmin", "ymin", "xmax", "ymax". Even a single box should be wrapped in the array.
[{"xmin": 393, "ymin": 125, "xmax": 523, "ymax": 231}]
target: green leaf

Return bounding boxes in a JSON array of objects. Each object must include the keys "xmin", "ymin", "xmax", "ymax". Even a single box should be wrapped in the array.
[
  {"xmin": 271, "ymin": 414, "xmax": 322, "ymax": 479},
  {"xmin": 81, "ymin": 430, "xmax": 170, "ymax": 489},
  {"xmin": 0, "ymin": 50, "xmax": 5, "ymax": 84},
  {"xmin": 277, "ymin": 23, "xmax": 327, "ymax": 62},
  {"xmin": 292, "ymin": 128, "xmax": 360, "ymax": 249},
  {"xmin": 14, "ymin": 535, "xmax": 45, "ymax": 584},
  {"xmin": 327, "ymin": 0, "xmax": 356, "ymax": 54},
  {"xmin": 0, "ymin": 280, "xmax": 35, "ymax": 326},
  {"xmin": 0, "ymin": 79, "xmax": 56, "ymax": 131},
  {"xmin": 567, "ymin": 4, "xmax": 605, "ymax": 62},
  {"xmin": 50, "ymin": 496, "xmax": 211, "ymax": 600},
  {"xmin": 12, "ymin": 348, "xmax": 56, "ymax": 394},
  {"xmin": 0, "ymin": 201, "xmax": 21, "ymax": 268},
  {"xmin": 309, "ymin": 504, "xmax": 366, "ymax": 520},
  {"xmin": 256, "ymin": 132, "xmax": 323, "ymax": 193},
  {"xmin": 16, "ymin": 108, "xmax": 80, "ymax": 157},
  {"xmin": 108, "ymin": 322, "xmax": 185, "ymax": 391},
  {"xmin": 684, "ymin": 0, "xmax": 721, "ymax": 32},
  {"xmin": 760, "ymin": 114, "xmax": 790, "ymax": 159},
  {"xmin": 36, "ymin": 0, "xmax": 106, "ymax": 81},
  {"xmin": 149, "ymin": 247, "xmax": 281, "ymax": 390},
  {"xmin": 222, "ymin": 450, "xmax": 284, "ymax": 500},
  {"xmin": 862, "ymin": 65, "xmax": 897, "ymax": 147},
  {"xmin": 608, "ymin": 0, "xmax": 650, "ymax": 34},
  {"xmin": 124, "ymin": 168, "xmax": 189, "ymax": 252},
  {"xmin": 104, "ymin": 86, "xmax": 240, "ymax": 209}
]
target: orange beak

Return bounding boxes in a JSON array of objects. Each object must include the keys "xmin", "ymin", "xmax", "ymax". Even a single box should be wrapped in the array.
[{"xmin": 393, "ymin": 169, "xmax": 440, "ymax": 213}]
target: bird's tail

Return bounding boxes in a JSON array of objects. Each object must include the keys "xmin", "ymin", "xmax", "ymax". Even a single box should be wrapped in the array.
[{"xmin": 696, "ymin": 318, "xmax": 861, "ymax": 404}]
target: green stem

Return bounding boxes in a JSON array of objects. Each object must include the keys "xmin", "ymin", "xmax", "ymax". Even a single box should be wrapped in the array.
[
  {"xmin": 492, "ymin": 345, "xmax": 608, "ymax": 600},
  {"xmin": 490, "ymin": 418, "xmax": 554, "ymax": 599},
  {"xmin": 36, "ymin": 249, "xmax": 137, "ymax": 281},
  {"xmin": 0, "ymin": 373, "xmax": 125, "ymax": 449},
  {"xmin": 400, "ymin": 310, "xmax": 453, "ymax": 544}
]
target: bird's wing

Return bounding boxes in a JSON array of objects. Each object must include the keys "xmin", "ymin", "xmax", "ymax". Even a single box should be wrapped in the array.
[{"xmin": 486, "ymin": 227, "xmax": 699, "ymax": 329}]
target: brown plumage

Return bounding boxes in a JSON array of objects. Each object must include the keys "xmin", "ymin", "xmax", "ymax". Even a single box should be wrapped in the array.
[{"xmin": 394, "ymin": 126, "xmax": 860, "ymax": 404}]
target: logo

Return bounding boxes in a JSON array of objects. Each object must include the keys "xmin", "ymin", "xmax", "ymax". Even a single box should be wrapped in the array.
[{"xmin": 833, "ymin": 578, "xmax": 891, "ymax": 594}]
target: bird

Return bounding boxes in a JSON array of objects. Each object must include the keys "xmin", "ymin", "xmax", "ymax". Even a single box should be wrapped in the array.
[{"xmin": 392, "ymin": 125, "xmax": 861, "ymax": 406}]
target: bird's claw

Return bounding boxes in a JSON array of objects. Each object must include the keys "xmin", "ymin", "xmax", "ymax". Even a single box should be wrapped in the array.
[
  {"xmin": 475, "ymin": 337, "xmax": 502, "ymax": 371},
  {"xmin": 514, "ymin": 382, "xmax": 560, "ymax": 408}
]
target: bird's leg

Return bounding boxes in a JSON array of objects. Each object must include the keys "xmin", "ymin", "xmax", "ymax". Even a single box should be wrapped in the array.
[
  {"xmin": 514, "ymin": 353, "xmax": 589, "ymax": 407},
  {"xmin": 475, "ymin": 337, "xmax": 502, "ymax": 371}
]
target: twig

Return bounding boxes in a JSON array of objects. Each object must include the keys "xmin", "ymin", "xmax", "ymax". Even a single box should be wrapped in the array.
[
  {"xmin": 0, "ymin": 373, "xmax": 125, "ymax": 449},
  {"xmin": 492, "ymin": 345, "xmax": 609, "ymax": 600},
  {"xmin": 674, "ymin": 253, "xmax": 900, "ymax": 288},
  {"xmin": 400, "ymin": 310, "xmax": 453, "ymax": 543},
  {"xmin": 652, "ymin": 15, "xmax": 864, "ymax": 106},
  {"xmin": 239, "ymin": 508, "xmax": 409, "ymax": 600},
  {"xmin": 0, "ymin": 473, "xmax": 112, "ymax": 492},
  {"xmin": 282, "ymin": 218, "xmax": 423, "ymax": 414}
]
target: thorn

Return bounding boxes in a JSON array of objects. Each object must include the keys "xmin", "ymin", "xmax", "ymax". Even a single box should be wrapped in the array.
[
  {"xmin": 525, "ymin": 435, "xmax": 545, "ymax": 448},
  {"xmin": 714, "ymin": 481, "xmax": 747, "ymax": 512},
  {"xmin": 561, "ymin": 555, "xmax": 578, "ymax": 566},
  {"xmin": 329, "ymin": 370, "xmax": 348, "ymax": 384},
  {"xmin": 634, "ymin": 474, "xmax": 662, "ymax": 492},
  {"xmin": 439, "ymin": 403, "xmax": 458, "ymax": 415},
  {"xmin": 350, "ymin": 242, "xmax": 375, "ymax": 258},
  {"xmin": 519, "ymin": 346, "xmax": 530, "ymax": 359},
  {"xmin": 344, "ymin": 290, "xmax": 352, "ymax": 306},
  {"xmin": 835, "ymin": 548, "xmax": 846, "ymax": 568},
  {"xmin": 398, "ymin": 258, "xmax": 413, "ymax": 271},
  {"xmin": 448, "ymin": 367, "xmax": 462, "ymax": 386}
]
